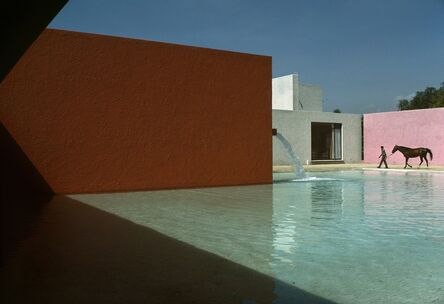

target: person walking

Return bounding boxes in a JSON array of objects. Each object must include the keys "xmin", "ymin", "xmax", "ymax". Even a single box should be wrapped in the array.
[{"xmin": 377, "ymin": 146, "xmax": 388, "ymax": 168}]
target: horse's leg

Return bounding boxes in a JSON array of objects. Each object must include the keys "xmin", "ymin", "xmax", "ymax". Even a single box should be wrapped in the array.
[
  {"xmin": 425, "ymin": 155, "xmax": 429, "ymax": 167},
  {"xmin": 405, "ymin": 157, "xmax": 412, "ymax": 169},
  {"xmin": 419, "ymin": 156, "xmax": 423, "ymax": 168}
]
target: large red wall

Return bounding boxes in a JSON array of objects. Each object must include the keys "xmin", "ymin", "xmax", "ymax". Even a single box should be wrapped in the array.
[{"xmin": 0, "ymin": 29, "xmax": 272, "ymax": 194}]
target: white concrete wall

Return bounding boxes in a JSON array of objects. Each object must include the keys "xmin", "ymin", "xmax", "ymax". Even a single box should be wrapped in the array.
[
  {"xmin": 272, "ymin": 74, "xmax": 322, "ymax": 112},
  {"xmin": 300, "ymin": 84, "xmax": 323, "ymax": 112},
  {"xmin": 272, "ymin": 110, "xmax": 362, "ymax": 165},
  {"xmin": 272, "ymin": 74, "xmax": 298, "ymax": 111},
  {"xmin": 272, "ymin": 73, "xmax": 361, "ymax": 166}
]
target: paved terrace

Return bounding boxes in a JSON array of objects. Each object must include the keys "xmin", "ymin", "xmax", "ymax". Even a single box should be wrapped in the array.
[{"xmin": 274, "ymin": 163, "xmax": 444, "ymax": 173}]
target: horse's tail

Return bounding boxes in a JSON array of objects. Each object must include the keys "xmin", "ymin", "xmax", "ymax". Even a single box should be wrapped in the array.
[{"xmin": 427, "ymin": 148, "xmax": 433, "ymax": 161}]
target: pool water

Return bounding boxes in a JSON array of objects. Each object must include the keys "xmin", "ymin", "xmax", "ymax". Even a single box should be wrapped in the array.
[{"xmin": 71, "ymin": 170, "xmax": 444, "ymax": 304}]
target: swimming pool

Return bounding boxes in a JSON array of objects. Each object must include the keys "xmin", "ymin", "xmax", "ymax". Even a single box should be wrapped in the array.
[{"xmin": 71, "ymin": 170, "xmax": 444, "ymax": 304}]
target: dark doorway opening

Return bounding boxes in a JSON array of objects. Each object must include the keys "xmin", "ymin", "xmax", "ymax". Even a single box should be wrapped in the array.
[{"xmin": 311, "ymin": 122, "xmax": 342, "ymax": 161}]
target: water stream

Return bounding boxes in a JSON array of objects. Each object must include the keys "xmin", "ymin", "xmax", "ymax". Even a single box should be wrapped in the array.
[{"xmin": 274, "ymin": 132, "xmax": 306, "ymax": 179}]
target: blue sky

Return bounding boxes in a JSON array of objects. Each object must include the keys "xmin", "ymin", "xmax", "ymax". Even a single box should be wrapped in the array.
[{"xmin": 49, "ymin": 0, "xmax": 444, "ymax": 113}]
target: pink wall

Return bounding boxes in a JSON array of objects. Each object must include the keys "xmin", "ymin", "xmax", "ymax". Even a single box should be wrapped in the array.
[{"xmin": 364, "ymin": 108, "xmax": 444, "ymax": 166}]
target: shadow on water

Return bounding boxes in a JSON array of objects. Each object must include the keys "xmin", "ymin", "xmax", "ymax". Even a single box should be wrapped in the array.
[
  {"xmin": 1, "ymin": 123, "xmax": 54, "ymax": 266},
  {"xmin": 0, "ymin": 196, "xmax": 338, "ymax": 304}
]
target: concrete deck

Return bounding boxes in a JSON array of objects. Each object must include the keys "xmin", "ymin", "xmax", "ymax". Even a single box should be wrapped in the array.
[{"xmin": 273, "ymin": 163, "xmax": 444, "ymax": 173}]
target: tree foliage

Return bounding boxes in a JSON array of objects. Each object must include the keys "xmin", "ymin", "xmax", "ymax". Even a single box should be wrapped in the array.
[
  {"xmin": 398, "ymin": 82, "xmax": 444, "ymax": 110},
  {"xmin": 333, "ymin": 108, "xmax": 341, "ymax": 113}
]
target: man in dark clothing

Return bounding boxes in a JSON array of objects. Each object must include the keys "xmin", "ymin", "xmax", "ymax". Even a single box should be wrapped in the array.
[{"xmin": 377, "ymin": 146, "xmax": 388, "ymax": 168}]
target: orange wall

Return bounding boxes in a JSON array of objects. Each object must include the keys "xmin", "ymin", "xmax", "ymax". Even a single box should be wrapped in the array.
[{"xmin": 0, "ymin": 29, "xmax": 272, "ymax": 194}]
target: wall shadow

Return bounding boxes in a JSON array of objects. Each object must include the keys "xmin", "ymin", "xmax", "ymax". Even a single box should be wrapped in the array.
[
  {"xmin": 1, "ymin": 0, "xmax": 68, "ymax": 82},
  {"xmin": 1, "ymin": 195, "xmax": 338, "ymax": 304},
  {"xmin": 1, "ymin": 123, "xmax": 54, "ymax": 266}
]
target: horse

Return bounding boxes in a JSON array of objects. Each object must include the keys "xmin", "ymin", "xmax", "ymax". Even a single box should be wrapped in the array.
[{"xmin": 391, "ymin": 145, "xmax": 433, "ymax": 169}]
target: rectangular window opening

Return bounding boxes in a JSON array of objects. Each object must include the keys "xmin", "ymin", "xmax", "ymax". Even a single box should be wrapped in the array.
[{"xmin": 311, "ymin": 122, "xmax": 342, "ymax": 161}]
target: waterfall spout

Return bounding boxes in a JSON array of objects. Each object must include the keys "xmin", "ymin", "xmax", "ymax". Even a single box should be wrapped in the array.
[{"xmin": 274, "ymin": 132, "xmax": 306, "ymax": 179}]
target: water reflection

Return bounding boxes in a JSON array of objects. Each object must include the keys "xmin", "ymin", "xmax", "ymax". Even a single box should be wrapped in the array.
[
  {"xmin": 1, "ymin": 196, "xmax": 284, "ymax": 304},
  {"xmin": 6, "ymin": 171, "xmax": 441, "ymax": 303},
  {"xmin": 310, "ymin": 181, "xmax": 344, "ymax": 224},
  {"xmin": 361, "ymin": 170, "xmax": 435, "ymax": 203},
  {"xmin": 271, "ymin": 171, "xmax": 444, "ymax": 304}
]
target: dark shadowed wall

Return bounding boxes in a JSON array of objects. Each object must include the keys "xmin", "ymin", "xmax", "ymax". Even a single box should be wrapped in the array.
[
  {"xmin": 1, "ymin": 123, "xmax": 54, "ymax": 265},
  {"xmin": 1, "ymin": 0, "xmax": 68, "ymax": 82},
  {"xmin": 0, "ymin": 29, "xmax": 272, "ymax": 194}
]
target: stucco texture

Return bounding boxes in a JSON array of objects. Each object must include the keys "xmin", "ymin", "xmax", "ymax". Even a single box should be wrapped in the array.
[
  {"xmin": 364, "ymin": 108, "xmax": 444, "ymax": 165},
  {"xmin": 272, "ymin": 110, "xmax": 362, "ymax": 165},
  {"xmin": 0, "ymin": 29, "xmax": 272, "ymax": 194}
]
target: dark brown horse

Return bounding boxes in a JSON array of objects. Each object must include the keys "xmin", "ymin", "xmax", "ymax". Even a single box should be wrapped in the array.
[{"xmin": 391, "ymin": 145, "xmax": 433, "ymax": 169}]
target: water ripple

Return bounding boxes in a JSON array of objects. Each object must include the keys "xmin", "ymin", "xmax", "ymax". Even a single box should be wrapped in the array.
[{"xmin": 71, "ymin": 170, "xmax": 444, "ymax": 304}]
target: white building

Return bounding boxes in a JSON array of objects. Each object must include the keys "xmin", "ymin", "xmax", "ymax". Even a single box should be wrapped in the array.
[{"xmin": 272, "ymin": 74, "xmax": 362, "ymax": 165}]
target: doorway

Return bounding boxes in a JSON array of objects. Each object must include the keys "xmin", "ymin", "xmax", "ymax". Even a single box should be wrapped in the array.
[{"xmin": 311, "ymin": 122, "xmax": 342, "ymax": 161}]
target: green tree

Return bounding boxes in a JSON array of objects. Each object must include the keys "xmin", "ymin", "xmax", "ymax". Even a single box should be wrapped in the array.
[
  {"xmin": 398, "ymin": 82, "xmax": 444, "ymax": 110},
  {"xmin": 333, "ymin": 108, "xmax": 341, "ymax": 113}
]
